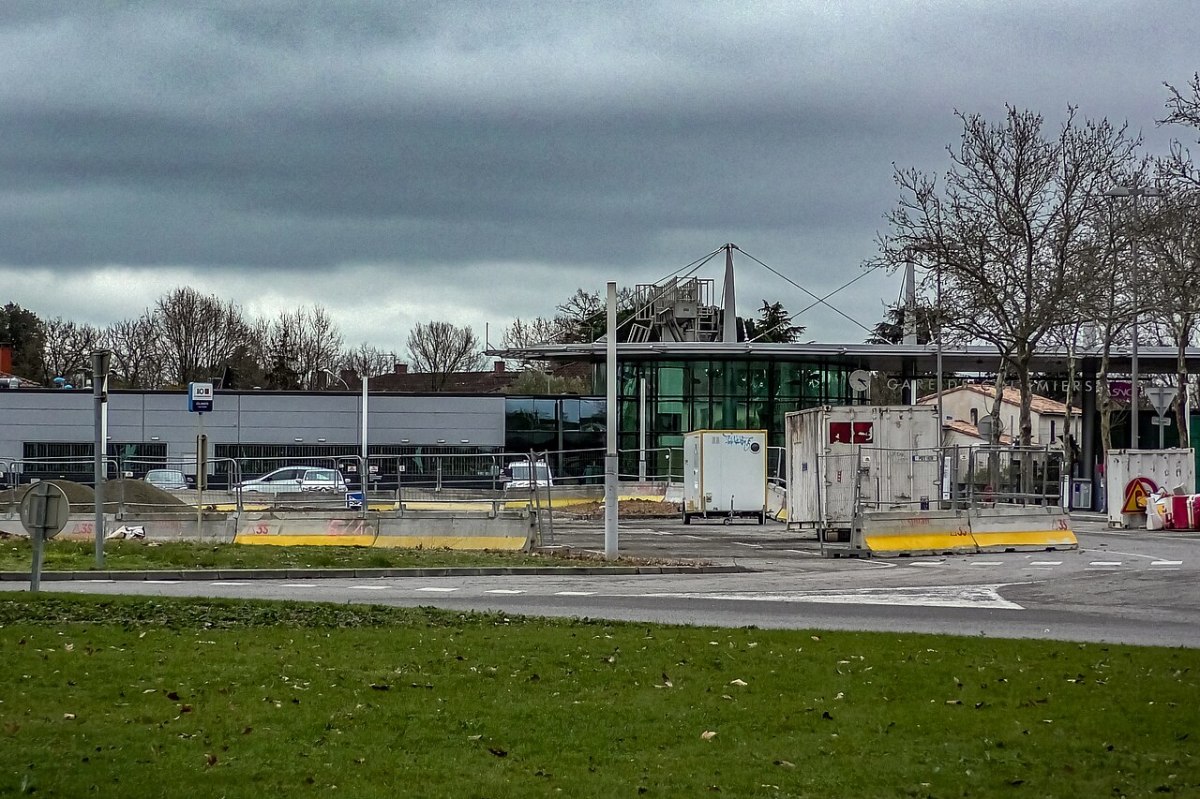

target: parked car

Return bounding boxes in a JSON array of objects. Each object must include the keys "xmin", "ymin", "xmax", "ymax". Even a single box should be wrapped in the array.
[
  {"xmin": 144, "ymin": 469, "xmax": 192, "ymax": 492},
  {"xmin": 237, "ymin": 466, "xmax": 349, "ymax": 494},
  {"xmin": 501, "ymin": 459, "xmax": 554, "ymax": 492}
]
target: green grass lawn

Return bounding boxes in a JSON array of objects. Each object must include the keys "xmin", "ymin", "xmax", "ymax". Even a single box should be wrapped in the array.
[
  {"xmin": 0, "ymin": 538, "xmax": 613, "ymax": 572},
  {"xmin": 1, "ymin": 594, "xmax": 1196, "ymax": 798}
]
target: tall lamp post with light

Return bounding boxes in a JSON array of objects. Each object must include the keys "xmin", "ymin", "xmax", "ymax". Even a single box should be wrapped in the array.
[{"xmin": 1104, "ymin": 183, "xmax": 1164, "ymax": 449}]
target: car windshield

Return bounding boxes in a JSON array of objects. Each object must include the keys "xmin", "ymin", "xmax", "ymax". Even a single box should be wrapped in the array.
[{"xmin": 509, "ymin": 463, "xmax": 549, "ymax": 481}]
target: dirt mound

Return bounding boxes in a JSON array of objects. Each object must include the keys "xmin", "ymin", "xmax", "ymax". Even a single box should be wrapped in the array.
[
  {"xmin": 0, "ymin": 479, "xmax": 189, "ymax": 513},
  {"xmin": 558, "ymin": 498, "xmax": 681, "ymax": 519}
]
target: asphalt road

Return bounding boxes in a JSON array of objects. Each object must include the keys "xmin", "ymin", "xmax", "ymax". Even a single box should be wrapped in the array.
[{"xmin": 9, "ymin": 512, "xmax": 1199, "ymax": 648}]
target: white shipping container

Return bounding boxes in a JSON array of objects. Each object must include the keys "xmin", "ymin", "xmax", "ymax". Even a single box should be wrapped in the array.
[
  {"xmin": 682, "ymin": 429, "xmax": 768, "ymax": 524},
  {"xmin": 785, "ymin": 405, "xmax": 941, "ymax": 531},
  {"xmin": 1104, "ymin": 448, "xmax": 1196, "ymax": 528}
]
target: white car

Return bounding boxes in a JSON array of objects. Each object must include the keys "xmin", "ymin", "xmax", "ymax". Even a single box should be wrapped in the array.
[{"xmin": 237, "ymin": 466, "xmax": 348, "ymax": 494}]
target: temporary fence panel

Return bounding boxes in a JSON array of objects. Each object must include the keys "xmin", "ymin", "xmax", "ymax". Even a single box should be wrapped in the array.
[
  {"xmin": 963, "ymin": 446, "xmax": 1063, "ymax": 507},
  {"xmin": 1105, "ymin": 448, "xmax": 1197, "ymax": 528}
]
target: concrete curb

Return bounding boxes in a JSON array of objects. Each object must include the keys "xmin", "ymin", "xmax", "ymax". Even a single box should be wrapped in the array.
[{"xmin": 0, "ymin": 564, "xmax": 749, "ymax": 582}]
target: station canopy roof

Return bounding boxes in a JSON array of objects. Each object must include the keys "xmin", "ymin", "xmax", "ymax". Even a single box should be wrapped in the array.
[{"xmin": 486, "ymin": 341, "xmax": 1200, "ymax": 375}]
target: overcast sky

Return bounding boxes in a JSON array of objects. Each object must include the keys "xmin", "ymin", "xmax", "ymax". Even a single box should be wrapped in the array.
[{"xmin": 1, "ymin": 1, "xmax": 1197, "ymax": 357}]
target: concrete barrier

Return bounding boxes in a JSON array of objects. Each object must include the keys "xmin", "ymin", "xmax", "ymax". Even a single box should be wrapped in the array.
[
  {"xmin": 969, "ymin": 506, "xmax": 1077, "ymax": 552},
  {"xmin": 234, "ymin": 515, "xmax": 378, "ymax": 546},
  {"xmin": 1, "ymin": 513, "xmax": 238, "ymax": 543},
  {"xmin": 860, "ymin": 509, "xmax": 975, "ymax": 556},
  {"xmin": 374, "ymin": 510, "xmax": 532, "ymax": 551}
]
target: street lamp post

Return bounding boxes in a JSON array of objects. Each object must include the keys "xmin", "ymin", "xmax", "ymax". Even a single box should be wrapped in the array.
[{"xmin": 1104, "ymin": 183, "xmax": 1164, "ymax": 450}]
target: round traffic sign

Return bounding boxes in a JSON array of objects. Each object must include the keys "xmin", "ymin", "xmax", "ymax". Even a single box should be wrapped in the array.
[{"xmin": 19, "ymin": 482, "xmax": 70, "ymax": 540}]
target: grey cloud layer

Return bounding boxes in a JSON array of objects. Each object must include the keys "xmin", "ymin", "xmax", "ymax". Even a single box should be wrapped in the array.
[{"xmin": 0, "ymin": 1, "xmax": 1196, "ymax": 339}]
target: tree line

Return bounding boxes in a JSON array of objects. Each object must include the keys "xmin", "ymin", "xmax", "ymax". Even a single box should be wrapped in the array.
[{"xmin": 0, "ymin": 288, "xmax": 495, "ymax": 391}]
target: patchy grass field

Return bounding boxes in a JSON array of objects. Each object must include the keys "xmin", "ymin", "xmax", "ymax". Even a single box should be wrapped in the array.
[
  {"xmin": 1, "ymin": 594, "xmax": 1196, "ymax": 798},
  {"xmin": 0, "ymin": 538, "xmax": 658, "ymax": 572}
]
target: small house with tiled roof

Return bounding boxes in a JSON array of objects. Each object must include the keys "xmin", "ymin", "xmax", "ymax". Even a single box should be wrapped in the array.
[{"xmin": 918, "ymin": 384, "xmax": 1075, "ymax": 447}]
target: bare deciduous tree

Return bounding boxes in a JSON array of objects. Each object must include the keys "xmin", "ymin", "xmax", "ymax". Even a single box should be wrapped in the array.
[
  {"xmin": 41, "ymin": 317, "xmax": 103, "ymax": 385},
  {"xmin": 1141, "ymin": 190, "xmax": 1200, "ymax": 445},
  {"xmin": 406, "ymin": 321, "xmax": 485, "ymax": 390},
  {"xmin": 264, "ymin": 305, "xmax": 345, "ymax": 389},
  {"xmin": 155, "ymin": 287, "xmax": 254, "ymax": 386},
  {"xmin": 106, "ymin": 312, "xmax": 163, "ymax": 388},
  {"xmin": 877, "ymin": 105, "xmax": 1140, "ymax": 445},
  {"xmin": 501, "ymin": 316, "xmax": 564, "ymax": 370},
  {"xmin": 339, "ymin": 344, "xmax": 396, "ymax": 387}
]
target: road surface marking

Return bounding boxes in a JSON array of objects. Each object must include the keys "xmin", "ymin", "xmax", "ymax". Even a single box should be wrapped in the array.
[
  {"xmin": 415, "ymin": 586, "xmax": 458, "ymax": 592},
  {"xmin": 1030, "ymin": 561, "xmax": 1062, "ymax": 566},
  {"xmin": 734, "ymin": 542, "xmax": 763, "ymax": 549},
  {"xmin": 82, "ymin": 579, "xmax": 114, "ymax": 583},
  {"xmin": 650, "ymin": 584, "xmax": 1023, "ymax": 610},
  {"xmin": 1088, "ymin": 561, "xmax": 1122, "ymax": 567},
  {"xmin": 555, "ymin": 591, "xmax": 596, "ymax": 596},
  {"xmin": 353, "ymin": 585, "xmax": 390, "ymax": 590},
  {"xmin": 647, "ymin": 531, "xmax": 674, "ymax": 536},
  {"xmin": 210, "ymin": 581, "xmax": 248, "ymax": 586},
  {"xmin": 680, "ymin": 535, "xmax": 704, "ymax": 540},
  {"xmin": 281, "ymin": 583, "xmax": 318, "ymax": 588},
  {"xmin": 485, "ymin": 589, "xmax": 524, "ymax": 594},
  {"xmin": 783, "ymin": 549, "xmax": 821, "ymax": 556},
  {"xmin": 969, "ymin": 561, "xmax": 1004, "ymax": 566},
  {"xmin": 1151, "ymin": 560, "xmax": 1183, "ymax": 566},
  {"xmin": 144, "ymin": 580, "xmax": 179, "ymax": 584},
  {"xmin": 908, "ymin": 561, "xmax": 944, "ymax": 567}
]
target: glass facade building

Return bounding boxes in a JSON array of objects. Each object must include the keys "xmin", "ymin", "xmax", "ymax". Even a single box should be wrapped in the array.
[{"xmin": 591, "ymin": 356, "xmax": 863, "ymax": 476}]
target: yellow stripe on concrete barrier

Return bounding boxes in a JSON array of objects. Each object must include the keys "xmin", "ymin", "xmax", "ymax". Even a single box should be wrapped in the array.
[
  {"xmin": 970, "ymin": 507, "xmax": 1077, "ymax": 552},
  {"xmin": 861, "ymin": 510, "xmax": 976, "ymax": 557}
]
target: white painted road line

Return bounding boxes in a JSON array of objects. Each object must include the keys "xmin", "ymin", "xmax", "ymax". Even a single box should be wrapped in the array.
[
  {"xmin": 784, "ymin": 549, "xmax": 820, "ymax": 556},
  {"xmin": 969, "ymin": 561, "xmax": 1004, "ymax": 566},
  {"xmin": 281, "ymin": 583, "xmax": 318, "ymax": 588},
  {"xmin": 210, "ymin": 581, "xmax": 248, "ymax": 586},
  {"xmin": 908, "ymin": 561, "xmax": 944, "ymax": 567},
  {"xmin": 353, "ymin": 585, "xmax": 390, "ymax": 590},
  {"xmin": 485, "ymin": 589, "xmax": 524, "ymax": 594},
  {"xmin": 650, "ymin": 585, "xmax": 1024, "ymax": 611},
  {"xmin": 1030, "ymin": 561, "xmax": 1063, "ymax": 567},
  {"xmin": 1151, "ymin": 560, "xmax": 1184, "ymax": 567},
  {"xmin": 1089, "ymin": 561, "xmax": 1122, "ymax": 567},
  {"xmin": 144, "ymin": 580, "xmax": 179, "ymax": 585},
  {"xmin": 555, "ymin": 591, "xmax": 596, "ymax": 596},
  {"xmin": 734, "ymin": 542, "xmax": 763, "ymax": 549},
  {"xmin": 83, "ymin": 579, "xmax": 115, "ymax": 583},
  {"xmin": 415, "ymin": 587, "xmax": 458, "ymax": 593}
]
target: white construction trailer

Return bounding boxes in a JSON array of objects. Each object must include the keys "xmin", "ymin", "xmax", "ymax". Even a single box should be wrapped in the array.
[
  {"xmin": 785, "ymin": 405, "xmax": 941, "ymax": 533},
  {"xmin": 682, "ymin": 429, "xmax": 768, "ymax": 524}
]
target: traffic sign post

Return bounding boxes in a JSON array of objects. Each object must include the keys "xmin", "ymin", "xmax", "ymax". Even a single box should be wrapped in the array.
[
  {"xmin": 188, "ymin": 383, "xmax": 215, "ymax": 533},
  {"xmin": 1143, "ymin": 386, "xmax": 1177, "ymax": 449},
  {"xmin": 20, "ymin": 482, "xmax": 70, "ymax": 592}
]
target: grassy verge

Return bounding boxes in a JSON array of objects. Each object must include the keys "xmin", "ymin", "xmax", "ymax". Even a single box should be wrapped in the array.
[
  {"xmin": 1, "ymin": 594, "xmax": 1196, "ymax": 797},
  {"xmin": 0, "ymin": 538, "xmax": 647, "ymax": 572}
]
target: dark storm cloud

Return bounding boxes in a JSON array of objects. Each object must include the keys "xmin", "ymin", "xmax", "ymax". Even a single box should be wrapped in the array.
[{"xmin": 0, "ymin": 1, "xmax": 1197, "ymax": 342}]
